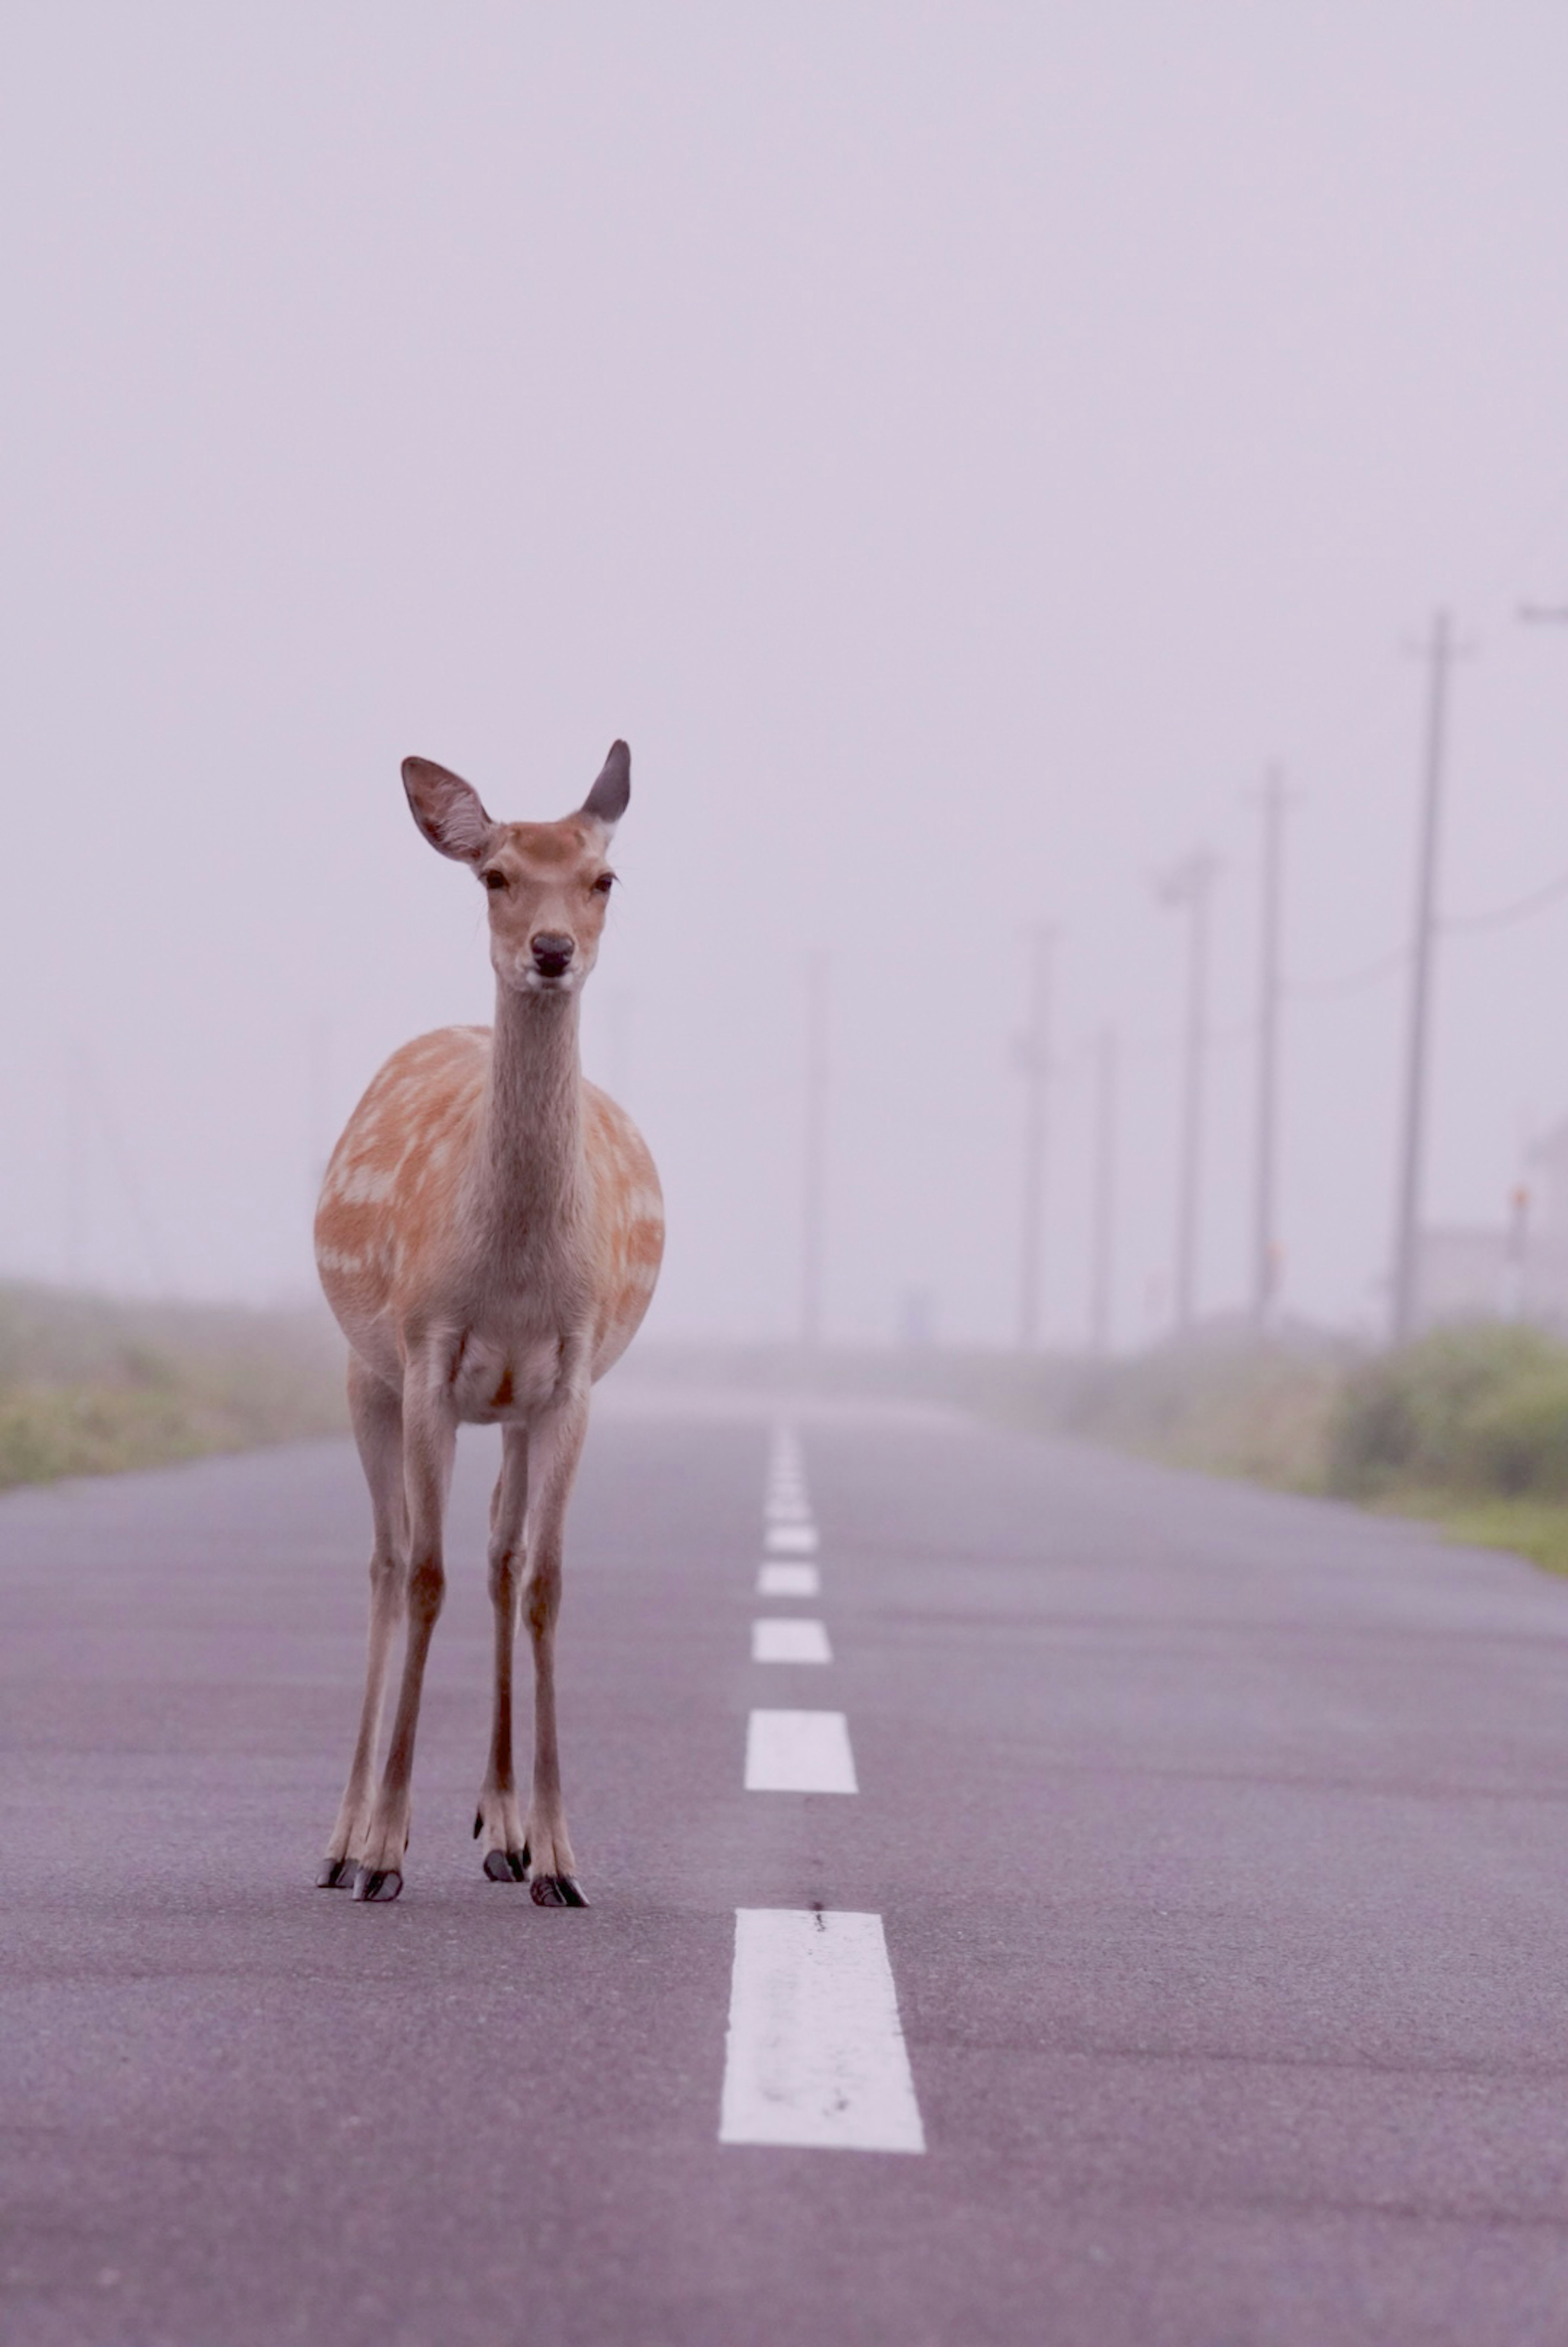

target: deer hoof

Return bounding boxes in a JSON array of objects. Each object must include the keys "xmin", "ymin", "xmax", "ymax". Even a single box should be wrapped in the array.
[
  {"xmin": 315, "ymin": 1856, "xmax": 356, "ymax": 1889},
  {"xmin": 483, "ymin": 1848, "xmax": 528, "ymax": 1883},
  {"xmin": 530, "ymin": 1873, "xmax": 588, "ymax": 1908},
  {"xmin": 353, "ymin": 1867, "xmax": 403, "ymax": 1903}
]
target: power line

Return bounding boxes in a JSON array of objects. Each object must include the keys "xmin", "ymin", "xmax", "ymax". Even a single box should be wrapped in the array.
[
  {"xmin": 1287, "ymin": 946, "xmax": 1408, "ymax": 1001},
  {"xmin": 1281, "ymin": 859, "xmax": 1568, "ymax": 1002},
  {"xmin": 1444, "ymin": 866, "xmax": 1568, "ymax": 935}
]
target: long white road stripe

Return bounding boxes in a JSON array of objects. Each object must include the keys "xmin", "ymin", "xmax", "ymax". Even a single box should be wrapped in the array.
[
  {"xmin": 758, "ymin": 1561, "xmax": 820, "ymax": 1597},
  {"xmin": 745, "ymin": 1709, "xmax": 858, "ymax": 1792},
  {"xmin": 753, "ymin": 1617, "xmax": 832, "ymax": 1664},
  {"xmin": 765, "ymin": 1522, "xmax": 820, "ymax": 1556},
  {"xmin": 719, "ymin": 1910, "xmax": 925, "ymax": 2153}
]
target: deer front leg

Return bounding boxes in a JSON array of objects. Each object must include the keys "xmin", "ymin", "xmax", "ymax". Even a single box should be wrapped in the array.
[
  {"xmin": 353, "ymin": 1380, "xmax": 457, "ymax": 1904},
  {"xmin": 522, "ymin": 1392, "xmax": 590, "ymax": 1907},
  {"xmin": 318, "ymin": 1356, "xmax": 406, "ymax": 1888},
  {"xmin": 474, "ymin": 1425, "xmax": 530, "ymax": 1883}
]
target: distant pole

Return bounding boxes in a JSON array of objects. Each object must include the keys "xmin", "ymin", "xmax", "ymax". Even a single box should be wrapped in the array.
[
  {"xmin": 1390, "ymin": 610, "xmax": 1459, "ymax": 1346},
  {"xmin": 1014, "ymin": 926, "xmax": 1054, "ymax": 1348},
  {"xmin": 800, "ymin": 953, "xmax": 828, "ymax": 1348},
  {"xmin": 1250, "ymin": 769, "xmax": 1291, "ymax": 1332},
  {"xmin": 1158, "ymin": 851, "xmax": 1220, "ymax": 1337},
  {"xmin": 1505, "ymin": 1182, "xmax": 1531, "ymax": 1322},
  {"xmin": 1089, "ymin": 1024, "xmax": 1118, "ymax": 1354}
]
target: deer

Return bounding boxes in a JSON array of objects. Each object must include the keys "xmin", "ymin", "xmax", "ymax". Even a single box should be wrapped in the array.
[{"xmin": 312, "ymin": 741, "xmax": 663, "ymax": 1905}]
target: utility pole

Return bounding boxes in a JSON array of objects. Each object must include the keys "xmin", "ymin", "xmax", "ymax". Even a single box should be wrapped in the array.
[
  {"xmin": 1014, "ymin": 926, "xmax": 1054, "ymax": 1348},
  {"xmin": 1390, "ymin": 610, "xmax": 1461, "ymax": 1346},
  {"xmin": 1089, "ymin": 1024, "xmax": 1118, "ymax": 1354},
  {"xmin": 800, "ymin": 952, "xmax": 829, "ymax": 1348},
  {"xmin": 1249, "ymin": 768, "xmax": 1291, "ymax": 1333},
  {"xmin": 1504, "ymin": 1182, "xmax": 1531, "ymax": 1322},
  {"xmin": 1158, "ymin": 850, "xmax": 1220, "ymax": 1339}
]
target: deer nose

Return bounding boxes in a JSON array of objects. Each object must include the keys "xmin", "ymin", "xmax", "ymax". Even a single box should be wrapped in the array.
[{"xmin": 531, "ymin": 932, "xmax": 575, "ymax": 978}]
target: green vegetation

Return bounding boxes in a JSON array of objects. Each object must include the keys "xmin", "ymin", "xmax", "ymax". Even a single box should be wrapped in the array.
[
  {"xmin": 0, "ymin": 1283, "xmax": 348, "ymax": 1491},
  {"xmin": 1325, "ymin": 1325, "xmax": 1568, "ymax": 1504},
  {"xmin": 13, "ymin": 1281, "xmax": 1568, "ymax": 1584},
  {"xmin": 1051, "ymin": 1339, "xmax": 1345, "ymax": 1493},
  {"xmin": 990, "ymin": 1322, "xmax": 1568, "ymax": 1578},
  {"xmin": 1318, "ymin": 1323, "xmax": 1568, "ymax": 1575},
  {"xmin": 1369, "ymin": 1493, "xmax": 1568, "ymax": 1577},
  {"xmin": 624, "ymin": 1321, "xmax": 1568, "ymax": 1577},
  {"xmin": 962, "ymin": 1321, "xmax": 1568, "ymax": 1574}
]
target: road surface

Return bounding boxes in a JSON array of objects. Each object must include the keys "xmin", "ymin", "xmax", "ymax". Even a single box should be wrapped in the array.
[{"xmin": 6, "ymin": 1388, "xmax": 1568, "ymax": 2345}]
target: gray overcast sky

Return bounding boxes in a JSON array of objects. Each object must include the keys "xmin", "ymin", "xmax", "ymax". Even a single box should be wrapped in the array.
[{"xmin": 4, "ymin": 4, "xmax": 1568, "ymax": 1345}]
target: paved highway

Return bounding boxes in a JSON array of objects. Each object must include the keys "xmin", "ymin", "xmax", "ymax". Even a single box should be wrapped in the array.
[{"xmin": 7, "ymin": 1388, "xmax": 1568, "ymax": 2345}]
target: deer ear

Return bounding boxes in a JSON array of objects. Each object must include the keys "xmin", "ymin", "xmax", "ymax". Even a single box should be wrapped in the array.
[
  {"xmin": 581, "ymin": 739, "xmax": 630, "ymax": 828},
  {"xmin": 401, "ymin": 757, "xmax": 495, "ymax": 865}
]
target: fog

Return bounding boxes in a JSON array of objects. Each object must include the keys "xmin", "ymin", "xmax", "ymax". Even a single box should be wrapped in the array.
[{"xmin": 4, "ymin": 5, "xmax": 1568, "ymax": 1349}]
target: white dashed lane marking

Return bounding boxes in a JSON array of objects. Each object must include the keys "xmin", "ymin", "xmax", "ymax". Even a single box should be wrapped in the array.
[
  {"xmin": 719, "ymin": 1909, "xmax": 925, "ymax": 2154},
  {"xmin": 764, "ymin": 1495, "xmax": 814, "ymax": 1524},
  {"xmin": 744, "ymin": 1709, "xmax": 858, "ymax": 1792},
  {"xmin": 764, "ymin": 1522, "xmax": 820, "ymax": 1556},
  {"xmin": 724, "ymin": 1434, "xmax": 923, "ymax": 2156},
  {"xmin": 757, "ymin": 1562, "xmax": 820, "ymax": 1597},
  {"xmin": 752, "ymin": 1617, "xmax": 833, "ymax": 1664}
]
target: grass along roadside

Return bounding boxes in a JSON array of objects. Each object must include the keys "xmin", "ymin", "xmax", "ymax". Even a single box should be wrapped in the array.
[
  {"xmin": 1058, "ymin": 1325, "xmax": 1568, "ymax": 1579},
  {"xmin": 1369, "ymin": 1492, "xmax": 1568, "ymax": 1577},
  {"xmin": 18, "ymin": 1289, "xmax": 1568, "ymax": 1584},
  {"xmin": 620, "ymin": 1323, "xmax": 1568, "ymax": 1580},
  {"xmin": 1047, "ymin": 1322, "xmax": 1568, "ymax": 1577},
  {"xmin": 0, "ymin": 1282, "xmax": 348, "ymax": 1491}
]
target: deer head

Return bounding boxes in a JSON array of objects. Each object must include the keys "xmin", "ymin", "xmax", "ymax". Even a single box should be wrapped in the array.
[{"xmin": 401, "ymin": 741, "xmax": 630, "ymax": 998}]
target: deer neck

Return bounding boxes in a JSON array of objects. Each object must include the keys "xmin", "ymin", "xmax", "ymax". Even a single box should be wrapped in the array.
[{"xmin": 474, "ymin": 979, "xmax": 585, "ymax": 1245}]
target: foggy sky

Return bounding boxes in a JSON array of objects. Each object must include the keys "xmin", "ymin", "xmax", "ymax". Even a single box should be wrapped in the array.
[{"xmin": 4, "ymin": 4, "xmax": 1568, "ymax": 1347}]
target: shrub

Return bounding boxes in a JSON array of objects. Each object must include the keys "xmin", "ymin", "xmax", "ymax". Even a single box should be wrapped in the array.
[
  {"xmin": 1458, "ymin": 1364, "xmax": 1568, "ymax": 1498},
  {"xmin": 1326, "ymin": 1323, "xmax": 1568, "ymax": 1500}
]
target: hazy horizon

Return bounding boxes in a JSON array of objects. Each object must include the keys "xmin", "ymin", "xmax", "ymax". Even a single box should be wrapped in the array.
[{"xmin": 4, "ymin": 6, "xmax": 1568, "ymax": 1350}]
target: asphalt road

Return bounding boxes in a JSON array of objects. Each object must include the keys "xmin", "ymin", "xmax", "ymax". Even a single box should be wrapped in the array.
[{"xmin": 7, "ymin": 1388, "xmax": 1568, "ymax": 2345}]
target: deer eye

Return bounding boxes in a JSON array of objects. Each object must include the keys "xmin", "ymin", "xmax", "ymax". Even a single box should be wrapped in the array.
[
  {"xmin": 591, "ymin": 872, "xmax": 616, "ymax": 896},
  {"xmin": 482, "ymin": 869, "xmax": 508, "ymax": 892}
]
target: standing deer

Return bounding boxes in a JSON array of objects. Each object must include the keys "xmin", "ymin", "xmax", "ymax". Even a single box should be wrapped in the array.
[{"xmin": 313, "ymin": 741, "xmax": 663, "ymax": 1905}]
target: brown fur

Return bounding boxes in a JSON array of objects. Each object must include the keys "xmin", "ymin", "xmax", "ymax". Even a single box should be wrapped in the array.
[{"xmin": 312, "ymin": 746, "xmax": 663, "ymax": 1904}]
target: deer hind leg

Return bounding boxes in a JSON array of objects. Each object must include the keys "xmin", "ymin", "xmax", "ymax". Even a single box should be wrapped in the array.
[
  {"xmin": 474, "ymin": 1425, "xmax": 530, "ymax": 1883},
  {"xmin": 521, "ymin": 1392, "xmax": 590, "ymax": 1908},
  {"xmin": 317, "ymin": 1354, "xmax": 407, "ymax": 1889},
  {"xmin": 352, "ymin": 1378, "xmax": 457, "ymax": 1903}
]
